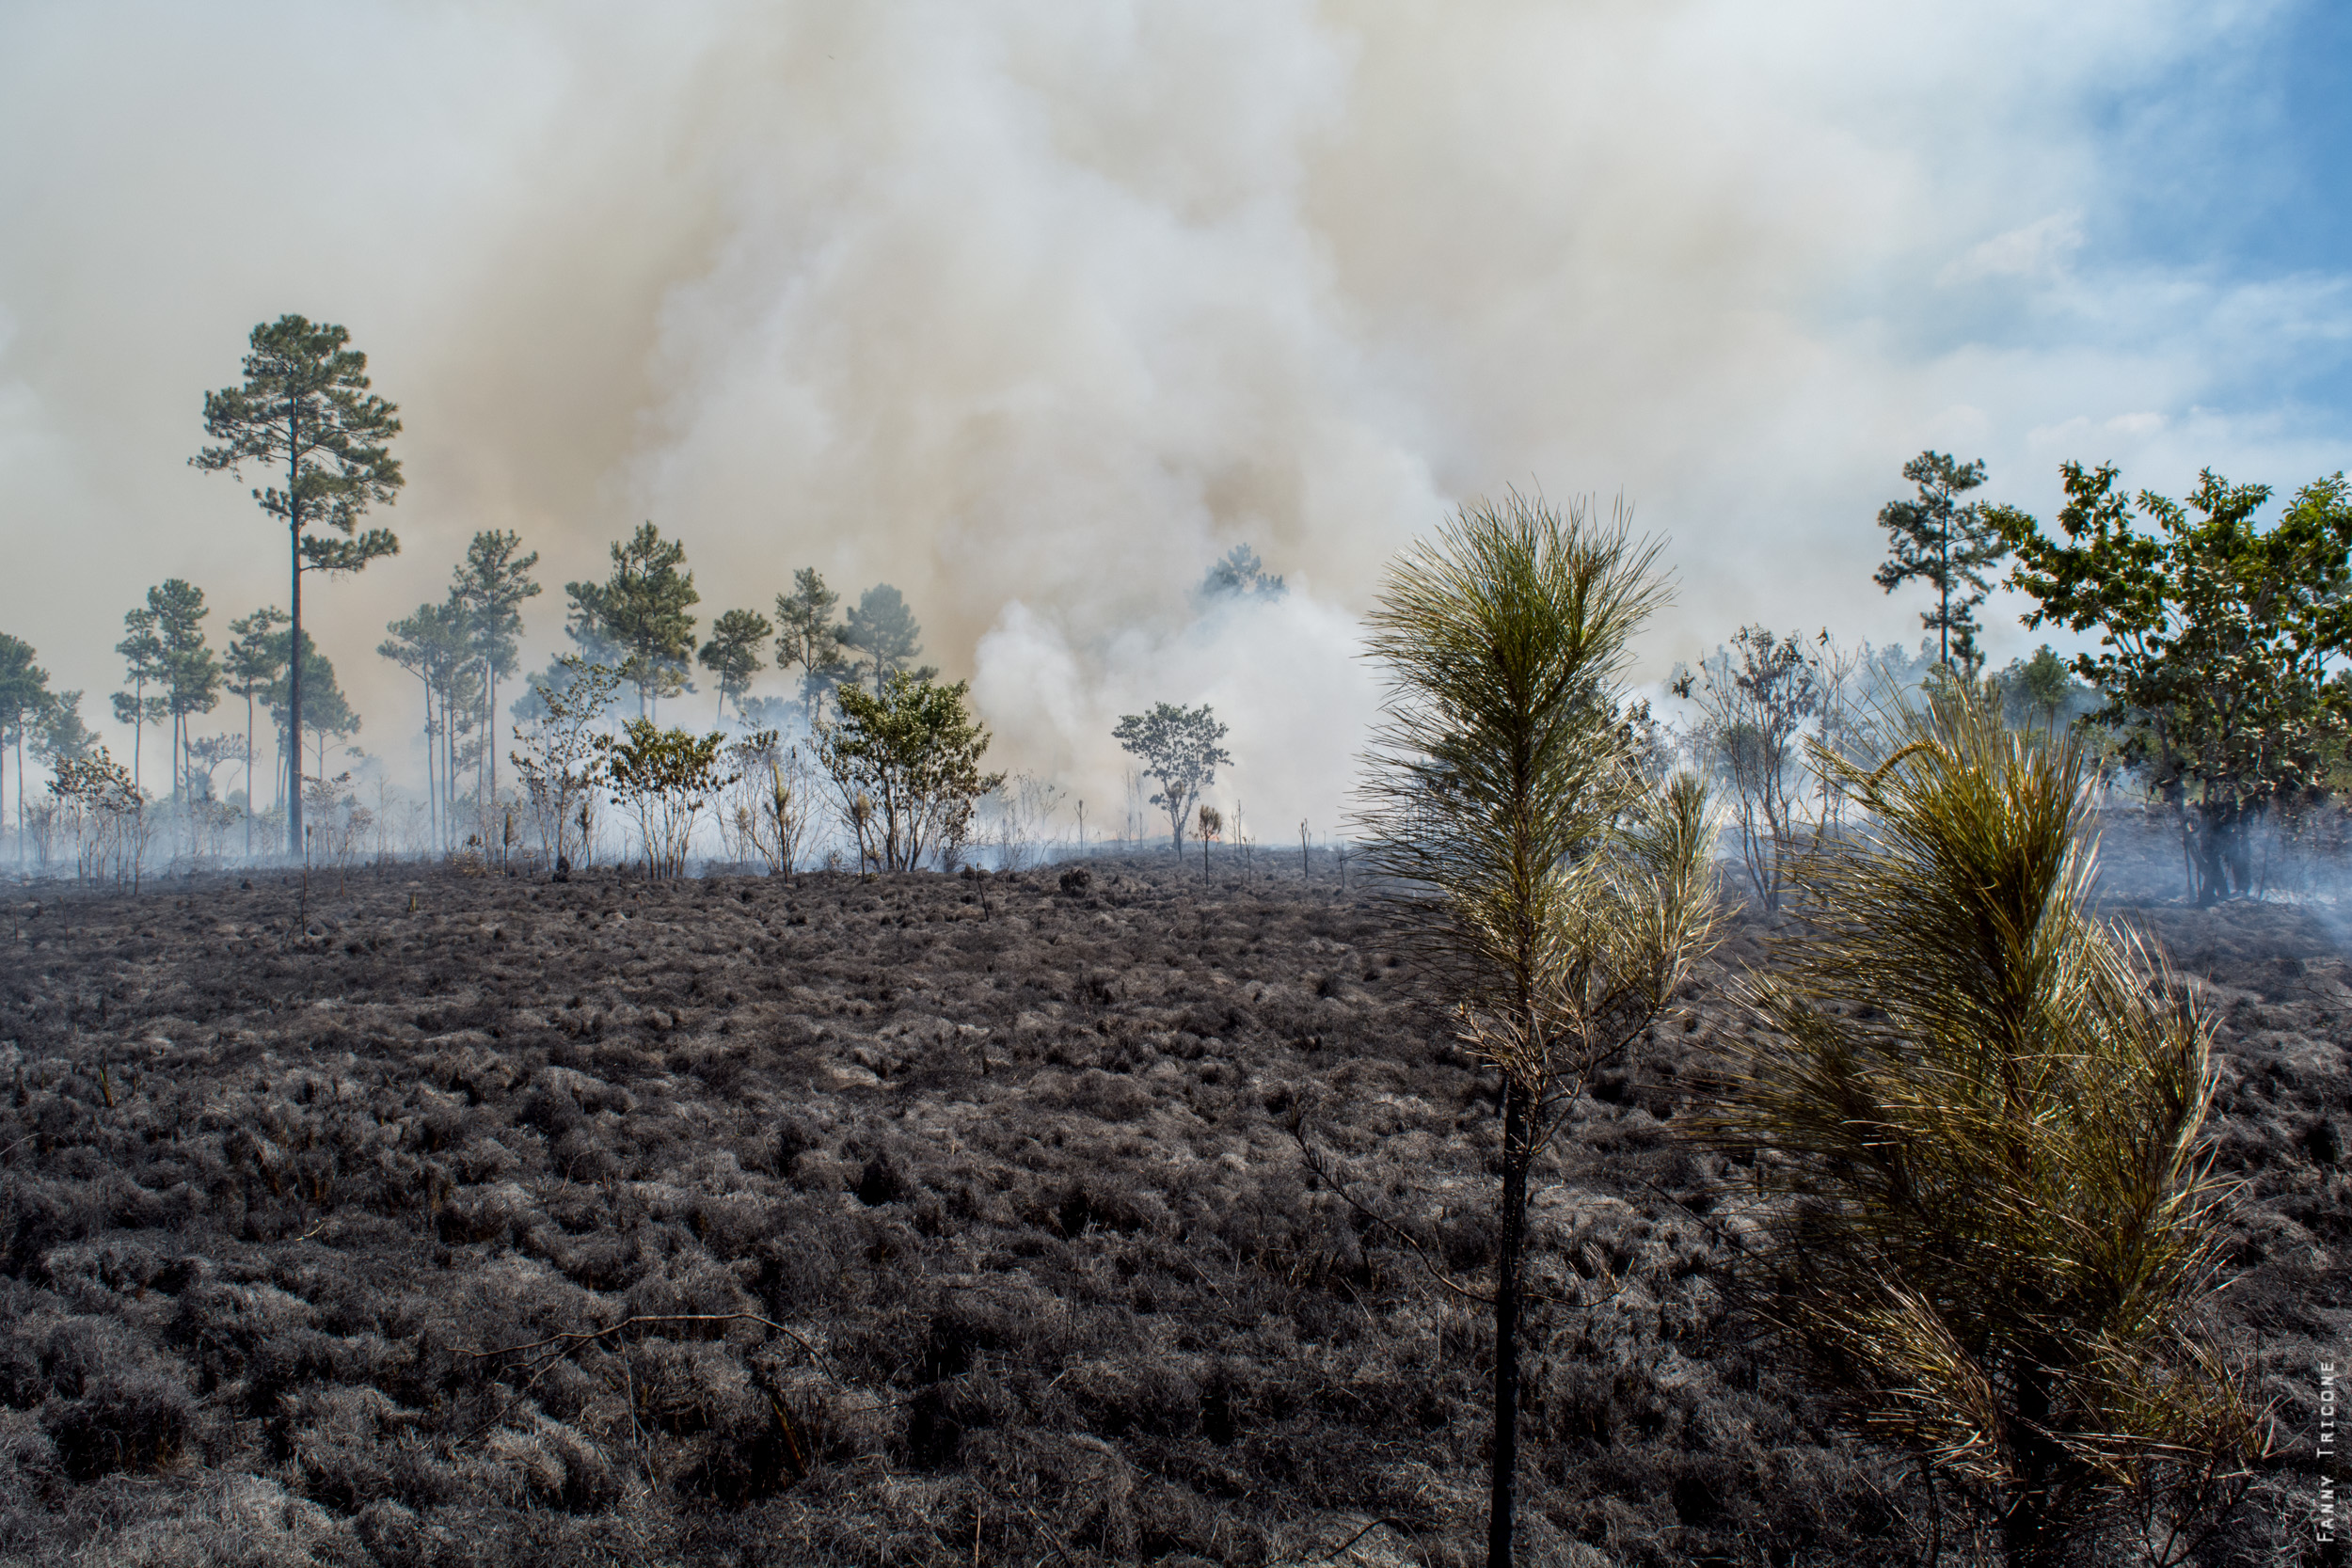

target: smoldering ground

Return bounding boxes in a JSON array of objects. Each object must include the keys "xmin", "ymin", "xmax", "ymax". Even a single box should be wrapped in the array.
[{"xmin": 0, "ymin": 821, "xmax": 2342, "ymax": 1565}]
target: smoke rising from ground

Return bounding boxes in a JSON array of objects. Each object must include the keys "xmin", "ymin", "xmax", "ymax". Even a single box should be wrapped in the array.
[{"xmin": 2, "ymin": 1, "xmax": 2345, "ymax": 835}]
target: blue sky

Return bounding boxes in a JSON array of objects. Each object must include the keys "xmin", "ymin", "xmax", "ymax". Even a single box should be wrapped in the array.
[
  {"xmin": 2076, "ymin": 0, "xmax": 2352, "ymax": 417},
  {"xmin": 2124, "ymin": 1, "xmax": 2352, "ymax": 278}
]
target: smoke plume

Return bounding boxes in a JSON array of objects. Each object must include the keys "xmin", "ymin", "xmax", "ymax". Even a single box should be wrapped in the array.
[{"xmin": 1, "ymin": 0, "xmax": 2344, "ymax": 832}]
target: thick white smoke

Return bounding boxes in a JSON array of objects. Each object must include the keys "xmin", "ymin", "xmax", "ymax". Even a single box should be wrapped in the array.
[
  {"xmin": 974, "ymin": 587, "xmax": 1383, "ymax": 848},
  {"xmin": 0, "ymin": 0, "xmax": 2344, "ymax": 832}
]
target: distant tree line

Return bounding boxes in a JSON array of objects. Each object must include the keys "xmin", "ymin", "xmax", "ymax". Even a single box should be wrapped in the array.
[
  {"xmin": 0, "ymin": 308, "xmax": 1007, "ymax": 876},
  {"xmin": 1669, "ymin": 448, "xmax": 2352, "ymax": 909},
  {"xmin": 8, "ymin": 287, "xmax": 1315, "ymax": 877},
  {"xmin": 15, "ymin": 309, "xmax": 2346, "ymax": 918}
]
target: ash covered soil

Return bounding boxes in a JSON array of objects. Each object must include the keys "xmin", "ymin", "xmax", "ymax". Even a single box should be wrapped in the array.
[{"xmin": 0, "ymin": 844, "xmax": 2344, "ymax": 1567}]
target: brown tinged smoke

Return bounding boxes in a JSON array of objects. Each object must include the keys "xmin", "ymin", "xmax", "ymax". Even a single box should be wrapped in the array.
[{"xmin": 6, "ymin": 4, "xmax": 2337, "ymax": 833}]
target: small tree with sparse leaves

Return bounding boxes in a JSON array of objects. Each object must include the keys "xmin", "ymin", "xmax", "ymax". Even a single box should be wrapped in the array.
[
  {"xmin": 1359, "ymin": 491, "xmax": 1721, "ymax": 1568},
  {"xmin": 597, "ymin": 720, "xmax": 736, "ymax": 879},
  {"xmin": 511, "ymin": 657, "xmax": 623, "ymax": 878},
  {"xmin": 1113, "ymin": 702, "xmax": 1232, "ymax": 851},
  {"xmin": 818, "ymin": 674, "xmax": 1001, "ymax": 872}
]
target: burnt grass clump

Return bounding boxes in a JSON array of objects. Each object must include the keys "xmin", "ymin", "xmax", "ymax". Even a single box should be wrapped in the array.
[{"xmin": 0, "ymin": 834, "xmax": 2344, "ymax": 1565}]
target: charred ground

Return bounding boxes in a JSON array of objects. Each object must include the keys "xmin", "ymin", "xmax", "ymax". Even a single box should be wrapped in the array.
[{"xmin": 0, "ymin": 832, "xmax": 2344, "ymax": 1566}]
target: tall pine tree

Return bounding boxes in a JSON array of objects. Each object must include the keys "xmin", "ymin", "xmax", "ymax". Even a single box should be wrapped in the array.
[
  {"xmin": 842, "ymin": 583, "xmax": 926, "ymax": 694},
  {"xmin": 148, "ymin": 578, "xmax": 221, "ymax": 808},
  {"xmin": 699, "ymin": 609, "xmax": 773, "ymax": 721},
  {"xmin": 1874, "ymin": 451, "xmax": 2006, "ymax": 673},
  {"xmin": 0, "ymin": 636, "xmax": 51, "ymax": 863},
  {"xmin": 774, "ymin": 567, "xmax": 850, "ymax": 725},
  {"xmin": 564, "ymin": 523, "xmax": 697, "ymax": 718},
  {"xmin": 450, "ymin": 531, "xmax": 541, "ymax": 828},
  {"xmin": 224, "ymin": 608, "xmax": 288, "ymax": 853},
  {"xmin": 112, "ymin": 607, "xmax": 167, "ymax": 797},
  {"xmin": 194, "ymin": 315, "xmax": 403, "ymax": 854}
]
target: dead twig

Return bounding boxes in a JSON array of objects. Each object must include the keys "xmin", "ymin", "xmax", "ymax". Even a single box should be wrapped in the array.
[
  {"xmin": 1291, "ymin": 1114, "xmax": 1639, "ymax": 1321},
  {"xmin": 1288, "ymin": 1115, "xmax": 1492, "ymax": 1308},
  {"xmin": 454, "ymin": 1309, "xmax": 840, "ymax": 1452},
  {"xmin": 1269, "ymin": 1514, "xmax": 1425, "ymax": 1565},
  {"xmin": 470, "ymin": 1309, "xmax": 830, "ymax": 1372},
  {"xmin": 1623, "ymin": 1173, "xmax": 1765, "ymax": 1261}
]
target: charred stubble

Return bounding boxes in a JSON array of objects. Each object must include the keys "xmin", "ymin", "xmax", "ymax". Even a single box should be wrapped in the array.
[{"xmin": 0, "ymin": 837, "xmax": 2341, "ymax": 1565}]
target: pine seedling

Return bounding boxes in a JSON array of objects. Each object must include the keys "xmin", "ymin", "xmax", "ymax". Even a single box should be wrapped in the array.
[
  {"xmin": 1359, "ymin": 490, "xmax": 1722, "ymax": 1567},
  {"xmin": 1698, "ymin": 681, "xmax": 2265, "ymax": 1564}
]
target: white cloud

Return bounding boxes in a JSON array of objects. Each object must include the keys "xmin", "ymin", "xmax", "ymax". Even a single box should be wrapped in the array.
[{"xmin": 1938, "ymin": 210, "xmax": 2088, "ymax": 284}]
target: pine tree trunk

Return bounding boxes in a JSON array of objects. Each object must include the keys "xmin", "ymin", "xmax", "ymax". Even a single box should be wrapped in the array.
[
  {"xmin": 287, "ymin": 488, "xmax": 304, "ymax": 860},
  {"xmin": 422, "ymin": 686, "xmax": 436, "ymax": 850},
  {"xmin": 245, "ymin": 694, "xmax": 255, "ymax": 858},
  {"xmin": 1488, "ymin": 1075, "xmax": 1534, "ymax": 1568},
  {"xmin": 1939, "ymin": 509, "xmax": 1951, "ymax": 668},
  {"xmin": 288, "ymin": 573, "xmax": 304, "ymax": 856},
  {"xmin": 2004, "ymin": 1351, "xmax": 2066, "ymax": 1568}
]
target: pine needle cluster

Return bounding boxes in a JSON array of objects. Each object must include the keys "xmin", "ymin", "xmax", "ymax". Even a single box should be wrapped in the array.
[
  {"xmin": 1701, "ymin": 683, "xmax": 2266, "ymax": 1564},
  {"xmin": 1360, "ymin": 492, "xmax": 1718, "ymax": 1088},
  {"xmin": 1359, "ymin": 490, "xmax": 1722, "ymax": 1566}
]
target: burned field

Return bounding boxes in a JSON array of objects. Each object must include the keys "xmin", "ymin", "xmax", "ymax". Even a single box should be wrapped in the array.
[{"xmin": 0, "ymin": 851, "xmax": 2344, "ymax": 1567}]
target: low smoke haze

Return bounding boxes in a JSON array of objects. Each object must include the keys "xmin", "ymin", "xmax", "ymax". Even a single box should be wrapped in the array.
[{"xmin": 5, "ymin": 0, "xmax": 2348, "ymax": 832}]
